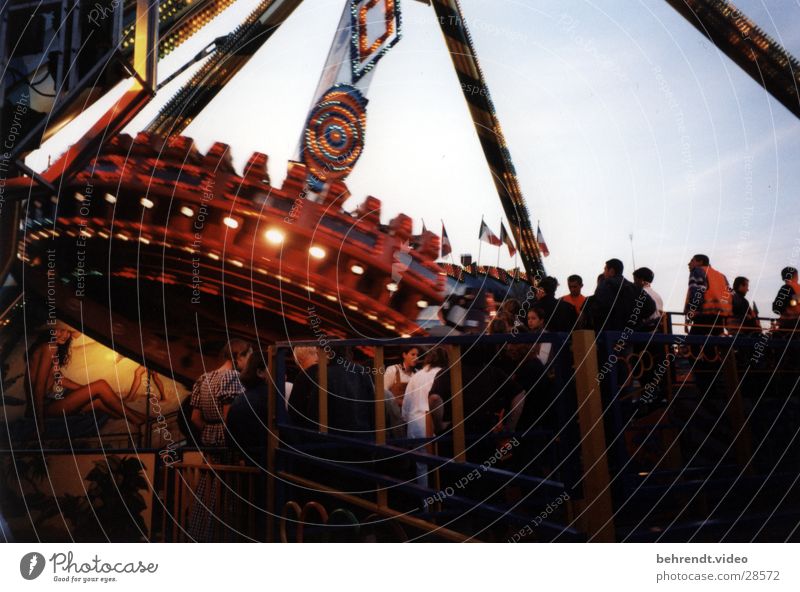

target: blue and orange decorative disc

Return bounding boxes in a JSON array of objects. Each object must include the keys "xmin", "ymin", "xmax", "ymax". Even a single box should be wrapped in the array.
[{"xmin": 303, "ymin": 84, "xmax": 368, "ymax": 186}]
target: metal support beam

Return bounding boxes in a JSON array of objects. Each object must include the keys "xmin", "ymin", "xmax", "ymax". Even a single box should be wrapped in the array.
[
  {"xmin": 665, "ymin": 0, "xmax": 800, "ymax": 119},
  {"xmin": 146, "ymin": 0, "xmax": 305, "ymax": 136},
  {"xmin": 431, "ymin": 0, "xmax": 546, "ymax": 280},
  {"xmin": 38, "ymin": 0, "xmax": 158, "ymax": 187},
  {"xmin": 134, "ymin": 0, "xmax": 160, "ymax": 85},
  {"xmin": 1, "ymin": 1, "xmax": 158, "ymax": 287}
]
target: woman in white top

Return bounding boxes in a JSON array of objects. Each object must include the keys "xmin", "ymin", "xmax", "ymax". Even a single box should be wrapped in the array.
[
  {"xmin": 402, "ymin": 347, "xmax": 448, "ymax": 440},
  {"xmin": 527, "ymin": 307, "xmax": 552, "ymax": 365},
  {"xmin": 401, "ymin": 347, "xmax": 448, "ymax": 488}
]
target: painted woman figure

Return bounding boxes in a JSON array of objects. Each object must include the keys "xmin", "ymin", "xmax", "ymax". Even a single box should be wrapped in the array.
[{"xmin": 27, "ymin": 323, "xmax": 148, "ymax": 428}]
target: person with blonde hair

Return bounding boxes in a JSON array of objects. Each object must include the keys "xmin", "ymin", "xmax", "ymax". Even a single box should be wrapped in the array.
[
  {"xmin": 292, "ymin": 346, "xmax": 319, "ymax": 369},
  {"xmin": 187, "ymin": 338, "xmax": 249, "ymax": 542}
]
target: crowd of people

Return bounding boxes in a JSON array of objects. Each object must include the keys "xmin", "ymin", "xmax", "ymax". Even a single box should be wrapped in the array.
[
  {"xmin": 439, "ymin": 256, "xmax": 800, "ymax": 340},
  {"xmin": 185, "ymin": 256, "xmax": 800, "ymax": 453},
  {"xmin": 181, "ymin": 256, "xmax": 800, "ymax": 538}
]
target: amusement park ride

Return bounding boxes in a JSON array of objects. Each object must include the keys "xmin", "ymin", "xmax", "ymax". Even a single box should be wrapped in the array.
[
  {"xmin": 1, "ymin": 0, "xmax": 799, "ymax": 384},
  {"xmin": 2, "ymin": 0, "xmax": 800, "ymax": 546}
]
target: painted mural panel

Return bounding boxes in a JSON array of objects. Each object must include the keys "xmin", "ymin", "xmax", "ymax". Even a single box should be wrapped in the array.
[{"xmin": 1, "ymin": 311, "xmax": 189, "ymax": 451}]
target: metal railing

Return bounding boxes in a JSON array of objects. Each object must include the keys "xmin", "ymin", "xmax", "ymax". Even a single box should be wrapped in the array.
[
  {"xmin": 160, "ymin": 458, "xmax": 264, "ymax": 542},
  {"xmin": 5, "ymin": 309, "xmax": 799, "ymax": 542},
  {"xmin": 662, "ymin": 310, "xmax": 787, "ymax": 335},
  {"xmin": 595, "ymin": 328, "xmax": 800, "ymax": 541},
  {"xmin": 259, "ymin": 327, "xmax": 800, "ymax": 542},
  {"xmin": 266, "ymin": 332, "xmax": 604, "ymax": 542}
]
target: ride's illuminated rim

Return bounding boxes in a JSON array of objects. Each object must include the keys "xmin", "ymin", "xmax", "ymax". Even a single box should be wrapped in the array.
[{"xmin": 303, "ymin": 84, "xmax": 368, "ymax": 184}]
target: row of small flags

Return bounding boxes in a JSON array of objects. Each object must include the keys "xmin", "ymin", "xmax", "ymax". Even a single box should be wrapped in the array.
[
  {"xmin": 479, "ymin": 219, "xmax": 511, "ymax": 254},
  {"xmin": 478, "ymin": 219, "xmax": 549, "ymax": 258},
  {"xmin": 423, "ymin": 220, "xmax": 453, "ymax": 257},
  {"xmin": 425, "ymin": 219, "xmax": 549, "ymax": 260}
]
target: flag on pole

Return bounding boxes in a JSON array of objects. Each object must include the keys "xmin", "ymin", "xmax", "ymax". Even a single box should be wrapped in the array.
[
  {"xmin": 537, "ymin": 224, "xmax": 550, "ymax": 257},
  {"xmin": 440, "ymin": 222, "xmax": 452, "ymax": 257},
  {"xmin": 479, "ymin": 219, "xmax": 502, "ymax": 246},
  {"xmin": 500, "ymin": 222, "xmax": 516, "ymax": 257}
]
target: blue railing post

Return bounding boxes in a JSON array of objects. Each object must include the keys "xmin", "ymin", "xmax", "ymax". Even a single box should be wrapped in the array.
[
  {"xmin": 373, "ymin": 345, "xmax": 388, "ymax": 509},
  {"xmin": 551, "ymin": 334, "xmax": 581, "ymax": 496},
  {"xmin": 374, "ymin": 345, "xmax": 386, "ymax": 446},
  {"xmin": 601, "ymin": 332, "xmax": 629, "ymax": 474},
  {"xmin": 316, "ymin": 347, "xmax": 328, "ymax": 433}
]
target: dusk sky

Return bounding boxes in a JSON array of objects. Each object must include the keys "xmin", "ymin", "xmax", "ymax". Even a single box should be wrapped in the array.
[{"xmin": 28, "ymin": 0, "xmax": 800, "ymax": 317}]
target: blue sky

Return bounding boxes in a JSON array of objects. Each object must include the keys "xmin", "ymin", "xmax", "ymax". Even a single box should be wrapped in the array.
[{"xmin": 29, "ymin": 0, "xmax": 800, "ymax": 315}]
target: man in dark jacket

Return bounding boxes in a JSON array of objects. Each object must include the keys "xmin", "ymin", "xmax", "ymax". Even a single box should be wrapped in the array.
[
  {"xmin": 594, "ymin": 258, "xmax": 655, "ymax": 332},
  {"xmin": 773, "ymin": 266, "xmax": 800, "ymax": 334},
  {"xmin": 771, "ymin": 267, "xmax": 800, "ymax": 391},
  {"xmin": 288, "ymin": 346, "xmax": 375, "ymax": 437},
  {"xmin": 428, "ymin": 345, "xmax": 524, "ymax": 463},
  {"xmin": 731, "ymin": 276, "xmax": 760, "ymax": 334},
  {"xmin": 535, "ymin": 276, "xmax": 578, "ymax": 333}
]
